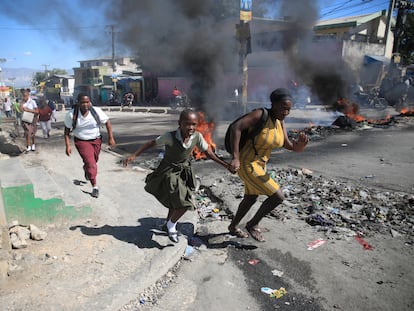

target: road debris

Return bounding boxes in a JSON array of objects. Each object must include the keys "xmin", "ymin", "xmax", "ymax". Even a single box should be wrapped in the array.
[
  {"xmin": 271, "ymin": 269, "xmax": 284, "ymax": 277},
  {"xmin": 307, "ymin": 238, "xmax": 327, "ymax": 250}
]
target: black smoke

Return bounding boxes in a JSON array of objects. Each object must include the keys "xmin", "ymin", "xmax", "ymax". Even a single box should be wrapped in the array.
[
  {"xmin": 277, "ymin": 0, "xmax": 354, "ymax": 105},
  {"xmin": 105, "ymin": 0, "xmax": 239, "ymax": 112}
]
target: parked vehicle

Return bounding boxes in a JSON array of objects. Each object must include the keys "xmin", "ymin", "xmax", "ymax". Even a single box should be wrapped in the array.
[
  {"xmin": 350, "ymin": 84, "xmax": 388, "ymax": 110},
  {"xmin": 169, "ymin": 92, "xmax": 190, "ymax": 109}
]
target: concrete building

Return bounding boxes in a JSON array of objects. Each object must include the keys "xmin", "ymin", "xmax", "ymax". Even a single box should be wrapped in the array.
[
  {"xmin": 43, "ymin": 74, "xmax": 75, "ymax": 107},
  {"xmin": 73, "ymin": 57, "xmax": 142, "ymax": 105},
  {"xmin": 314, "ymin": 10, "xmax": 393, "ymax": 86}
]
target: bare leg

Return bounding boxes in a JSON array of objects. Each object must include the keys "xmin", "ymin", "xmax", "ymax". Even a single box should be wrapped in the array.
[
  {"xmin": 170, "ymin": 208, "xmax": 187, "ymax": 223},
  {"xmin": 166, "ymin": 209, "xmax": 173, "ymax": 222},
  {"xmin": 246, "ymin": 189, "xmax": 284, "ymax": 242},
  {"xmin": 228, "ymin": 195, "xmax": 257, "ymax": 237}
]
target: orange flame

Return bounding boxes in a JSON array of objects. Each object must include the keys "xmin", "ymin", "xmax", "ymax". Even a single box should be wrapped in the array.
[
  {"xmin": 193, "ymin": 111, "xmax": 216, "ymax": 160},
  {"xmin": 400, "ymin": 107, "xmax": 414, "ymax": 116},
  {"xmin": 343, "ymin": 101, "xmax": 366, "ymax": 122}
]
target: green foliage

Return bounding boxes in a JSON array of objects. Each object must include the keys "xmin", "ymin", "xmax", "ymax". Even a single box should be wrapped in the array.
[
  {"xmin": 32, "ymin": 68, "xmax": 68, "ymax": 87},
  {"xmin": 399, "ymin": 13, "xmax": 414, "ymax": 65}
]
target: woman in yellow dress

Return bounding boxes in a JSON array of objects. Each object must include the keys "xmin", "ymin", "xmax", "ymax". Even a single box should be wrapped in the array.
[{"xmin": 228, "ymin": 88, "xmax": 309, "ymax": 241}]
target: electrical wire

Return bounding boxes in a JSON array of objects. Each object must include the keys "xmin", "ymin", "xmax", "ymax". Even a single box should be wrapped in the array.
[
  {"xmin": 0, "ymin": 25, "xmax": 106, "ymax": 31},
  {"xmin": 320, "ymin": 0, "xmax": 389, "ymax": 19}
]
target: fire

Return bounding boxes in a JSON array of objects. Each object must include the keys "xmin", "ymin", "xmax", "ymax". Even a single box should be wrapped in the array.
[
  {"xmin": 400, "ymin": 107, "xmax": 414, "ymax": 116},
  {"xmin": 193, "ymin": 111, "xmax": 216, "ymax": 160},
  {"xmin": 334, "ymin": 98, "xmax": 395, "ymax": 126},
  {"xmin": 343, "ymin": 101, "xmax": 366, "ymax": 122}
]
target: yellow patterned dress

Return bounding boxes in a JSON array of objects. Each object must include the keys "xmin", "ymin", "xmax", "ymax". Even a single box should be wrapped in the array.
[{"xmin": 238, "ymin": 116, "xmax": 284, "ymax": 196}]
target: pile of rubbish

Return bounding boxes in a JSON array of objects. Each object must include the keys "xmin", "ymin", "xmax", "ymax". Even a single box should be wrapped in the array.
[{"xmin": 221, "ymin": 167, "xmax": 413, "ymax": 239}]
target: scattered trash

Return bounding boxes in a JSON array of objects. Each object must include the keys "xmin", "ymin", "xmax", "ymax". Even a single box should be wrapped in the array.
[
  {"xmin": 306, "ymin": 214, "xmax": 334, "ymax": 227},
  {"xmin": 271, "ymin": 269, "xmax": 284, "ymax": 277},
  {"xmin": 354, "ymin": 235, "xmax": 373, "ymax": 250},
  {"xmin": 301, "ymin": 168, "xmax": 313, "ymax": 176},
  {"xmin": 307, "ymin": 238, "xmax": 327, "ymax": 250},
  {"xmin": 183, "ymin": 245, "xmax": 195, "ymax": 260},
  {"xmin": 248, "ymin": 259, "xmax": 260, "ymax": 265},
  {"xmin": 211, "ymin": 208, "xmax": 221, "ymax": 219},
  {"xmin": 261, "ymin": 287, "xmax": 274, "ymax": 295},
  {"xmin": 390, "ymin": 229, "xmax": 402, "ymax": 238},
  {"xmin": 364, "ymin": 174, "xmax": 375, "ymax": 179},
  {"xmin": 270, "ymin": 287, "xmax": 287, "ymax": 299}
]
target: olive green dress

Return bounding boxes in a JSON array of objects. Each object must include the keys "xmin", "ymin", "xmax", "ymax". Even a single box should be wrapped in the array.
[{"xmin": 144, "ymin": 130, "xmax": 208, "ymax": 210}]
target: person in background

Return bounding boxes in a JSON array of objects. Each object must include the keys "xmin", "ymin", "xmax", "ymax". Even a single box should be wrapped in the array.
[
  {"xmin": 228, "ymin": 88, "xmax": 309, "ymax": 242},
  {"xmin": 123, "ymin": 109, "xmax": 234, "ymax": 243},
  {"xmin": 38, "ymin": 101, "xmax": 53, "ymax": 138},
  {"xmin": 13, "ymin": 98, "xmax": 22, "ymax": 127},
  {"xmin": 48, "ymin": 99, "xmax": 57, "ymax": 122},
  {"xmin": 3, "ymin": 97, "xmax": 12, "ymax": 118},
  {"xmin": 20, "ymin": 89, "xmax": 39, "ymax": 152},
  {"xmin": 64, "ymin": 93, "xmax": 116, "ymax": 198}
]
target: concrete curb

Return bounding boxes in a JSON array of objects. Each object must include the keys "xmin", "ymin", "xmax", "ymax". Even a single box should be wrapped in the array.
[{"xmin": 0, "ymin": 129, "xmax": 199, "ymax": 309}]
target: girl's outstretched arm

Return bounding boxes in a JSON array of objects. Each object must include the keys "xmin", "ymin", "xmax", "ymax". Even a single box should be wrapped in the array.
[
  {"xmin": 123, "ymin": 140, "xmax": 156, "ymax": 166},
  {"xmin": 205, "ymin": 146, "xmax": 236, "ymax": 173}
]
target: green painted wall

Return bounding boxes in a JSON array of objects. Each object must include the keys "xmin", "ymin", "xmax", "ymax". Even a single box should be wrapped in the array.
[{"xmin": 1, "ymin": 184, "xmax": 91, "ymax": 224}]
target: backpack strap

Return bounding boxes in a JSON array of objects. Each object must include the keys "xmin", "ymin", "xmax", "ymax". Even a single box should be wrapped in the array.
[
  {"xmin": 90, "ymin": 107, "xmax": 101, "ymax": 126},
  {"xmin": 71, "ymin": 106, "xmax": 101, "ymax": 130},
  {"xmin": 72, "ymin": 106, "xmax": 79, "ymax": 130},
  {"xmin": 247, "ymin": 108, "xmax": 269, "ymax": 155}
]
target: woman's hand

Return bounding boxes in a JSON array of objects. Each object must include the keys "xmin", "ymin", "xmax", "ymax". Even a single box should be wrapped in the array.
[
  {"xmin": 123, "ymin": 155, "xmax": 136, "ymax": 167},
  {"xmin": 294, "ymin": 132, "xmax": 309, "ymax": 152},
  {"xmin": 230, "ymin": 158, "xmax": 241, "ymax": 174}
]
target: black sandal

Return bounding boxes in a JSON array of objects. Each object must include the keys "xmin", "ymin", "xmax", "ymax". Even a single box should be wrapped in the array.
[
  {"xmin": 228, "ymin": 226, "xmax": 249, "ymax": 238},
  {"xmin": 246, "ymin": 226, "xmax": 265, "ymax": 242}
]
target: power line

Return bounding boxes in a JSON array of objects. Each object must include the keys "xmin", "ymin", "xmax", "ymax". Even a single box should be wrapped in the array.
[
  {"xmin": 321, "ymin": 0, "xmax": 355, "ymax": 18},
  {"xmin": 320, "ymin": 0, "xmax": 389, "ymax": 18},
  {"xmin": 0, "ymin": 25, "xmax": 106, "ymax": 31},
  {"xmin": 322, "ymin": 1, "xmax": 390, "ymax": 19}
]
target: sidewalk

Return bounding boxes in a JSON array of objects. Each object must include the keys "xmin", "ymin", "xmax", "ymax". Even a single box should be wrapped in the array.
[{"xmin": 0, "ymin": 118, "xmax": 198, "ymax": 311}]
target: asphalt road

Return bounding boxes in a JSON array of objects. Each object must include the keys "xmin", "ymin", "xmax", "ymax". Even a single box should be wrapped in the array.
[{"xmin": 100, "ymin": 106, "xmax": 413, "ymax": 311}]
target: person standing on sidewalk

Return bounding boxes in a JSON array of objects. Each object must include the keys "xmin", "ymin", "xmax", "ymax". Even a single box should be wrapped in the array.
[
  {"xmin": 123, "ymin": 109, "xmax": 235, "ymax": 243},
  {"xmin": 228, "ymin": 88, "xmax": 309, "ymax": 242},
  {"xmin": 3, "ymin": 97, "xmax": 12, "ymax": 118},
  {"xmin": 38, "ymin": 101, "xmax": 53, "ymax": 138},
  {"xmin": 20, "ymin": 90, "xmax": 39, "ymax": 152},
  {"xmin": 64, "ymin": 93, "xmax": 116, "ymax": 198},
  {"xmin": 13, "ymin": 99, "xmax": 22, "ymax": 128}
]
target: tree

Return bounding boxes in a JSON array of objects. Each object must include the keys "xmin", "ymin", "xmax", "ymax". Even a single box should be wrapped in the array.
[{"xmin": 32, "ymin": 68, "xmax": 67, "ymax": 87}]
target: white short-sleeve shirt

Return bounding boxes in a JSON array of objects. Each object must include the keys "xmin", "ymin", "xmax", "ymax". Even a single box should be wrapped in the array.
[{"xmin": 64, "ymin": 106, "xmax": 109, "ymax": 140}]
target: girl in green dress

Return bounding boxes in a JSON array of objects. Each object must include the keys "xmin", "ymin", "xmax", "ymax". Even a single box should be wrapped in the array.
[{"xmin": 124, "ymin": 109, "xmax": 233, "ymax": 243}]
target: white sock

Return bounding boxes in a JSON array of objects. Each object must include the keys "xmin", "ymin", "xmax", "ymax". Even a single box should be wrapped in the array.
[{"xmin": 167, "ymin": 220, "xmax": 177, "ymax": 232}]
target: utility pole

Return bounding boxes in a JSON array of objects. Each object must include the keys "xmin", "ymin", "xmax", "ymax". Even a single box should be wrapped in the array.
[
  {"xmin": 41, "ymin": 64, "xmax": 50, "ymax": 76},
  {"xmin": 238, "ymin": 1, "xmax": 253, "ymax": 114},
  {"xmin": 384, "ymin": 0, "xmax": 396, "ymax": 49},
  {"xmin": 107, "ymin": 25, "xmax": 116, "ymax": 72}
]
